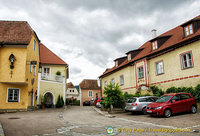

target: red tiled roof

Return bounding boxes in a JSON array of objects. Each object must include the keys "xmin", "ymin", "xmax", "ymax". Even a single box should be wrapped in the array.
[
  {"xmin": 0, "ymin": 21, "xmax": 34, "ymax": 45},
  {"xmin": 39, "ymin": 43, "xmax": 67, "ymax": 65},
  {"xmin": 79, "ymin": 79, "xmax": 100, "ymax": 90},
  {"xmin": 67, "ymin": 82, "xmax": 75, "ymax": 88},
  {"xmin": 100, "ymin": 15, "xmax": 200, "ymax": 77}
]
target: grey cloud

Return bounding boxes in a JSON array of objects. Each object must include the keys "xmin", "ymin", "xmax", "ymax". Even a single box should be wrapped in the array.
[{"xmin": 0, "ymin": 0, "xmax": 199, "ymax": 84}]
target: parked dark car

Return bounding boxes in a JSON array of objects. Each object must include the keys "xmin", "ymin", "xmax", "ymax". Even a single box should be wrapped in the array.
[
  {"xmin": 146, "ymin": 93, "xmax": 197, "ymax": 117},
  {"xmin": 83, "ymin": 100, "xmax": 91, "ymax": 106},
  {"xmin": 125, "ymin": 96, "xmax": 158, "ymax": 114}
]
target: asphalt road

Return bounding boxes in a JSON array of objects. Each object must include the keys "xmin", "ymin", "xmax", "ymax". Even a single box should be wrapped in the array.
[{"xmin": 0, "ymin": 106, "xmax": 199, "ymax": 136}]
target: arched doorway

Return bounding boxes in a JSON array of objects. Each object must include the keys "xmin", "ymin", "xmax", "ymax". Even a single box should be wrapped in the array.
[{"xmin": 44, "ymin": 92, "xmax": 54, "ymax": 108}]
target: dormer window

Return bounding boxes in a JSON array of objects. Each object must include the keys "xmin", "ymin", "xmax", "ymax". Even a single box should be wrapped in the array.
[
  {"xmin": 184, "ymin": 24, "xmax": 193, "ymax": 37},
  {"xmin": 115, "ymin": 61, "xmax": 118, "ymax": 67},
  {"xmin": 152, "ymin": 41, "xmax": 158, "ymax": 50},
  {"xmin": 128, "ymin": 53, "xmax": 131, "ymax": 61}
]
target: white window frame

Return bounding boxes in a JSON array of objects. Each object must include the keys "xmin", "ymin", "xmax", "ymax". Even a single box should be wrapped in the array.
[
  {"xmin": 33, "ymin": 39, "xmax": 36, "ymax": 51},
  {"xmin": 184, "ymin": 24, "xmax": 193, "ymax": 37},
  {"xmin": 30, "ymin": 63, "xmax": 32, "ymax": 73},
  {"xmin": 7, "ymin": 88, "xmax": 20, "ymax": 103},
  {"xmin": 137, "ymin": 66, "xmax": 144, "ymax": 79},
  {"xmin": 128, "ymin": 53, "xmax": 131, "ymax": 61},
  {"xmin": 42, "ymin": 67, "xmax": 51, "ymax": 76},
  {"xmin": 156, "ymin": 61, "xmax": 164, "ymax": 75},
  {"xmin": 115, "ymin": 61, "xmax": 118, "ymax": 67},
  {"xmin": 104, "ymin": 81, "xmax": 107, "ymax": 88},
  {"xmin": 111, "ymin": 78, "xmax": 115, "ymax": 85},
  {"xmin": 181, "ymin": 51, "xmax": 193, "ymax": 69},
  {"xmin": 88, "ymin": 90, "xmax": 93, "ymax": 97},
  {"xmin": 120, "ymin": 75, "xmax": 124, "ymax": 86},
  {"xmin": 152, "ymin": 41, "xmax": 158, "ymax": 50}
]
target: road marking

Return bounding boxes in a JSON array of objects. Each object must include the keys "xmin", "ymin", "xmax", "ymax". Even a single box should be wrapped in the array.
[{"xmin": 116, "ymin": 117, "xmax": 178, "ymax": 129}]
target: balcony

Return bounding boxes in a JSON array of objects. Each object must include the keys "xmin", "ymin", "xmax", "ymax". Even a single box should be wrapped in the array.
[{"xmin": 41, "ymin": 73, "xmax": 65, "ymax": 83}]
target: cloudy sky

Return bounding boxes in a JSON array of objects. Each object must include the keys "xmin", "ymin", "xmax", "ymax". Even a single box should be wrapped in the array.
[{"xmin": 0, "ymin": 0, "xmax": 200, "ymax": 85}]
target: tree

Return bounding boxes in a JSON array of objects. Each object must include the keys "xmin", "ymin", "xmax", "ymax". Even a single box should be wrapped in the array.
[
  {"xmin": 56, "ymin": 95, "xmax": 64, "ymax": 108},
  {"xmin": 103, "ymin": 82, "xmax": 124, "ymax": 112}
]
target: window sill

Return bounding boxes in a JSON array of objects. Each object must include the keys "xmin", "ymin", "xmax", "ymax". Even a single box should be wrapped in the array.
[
  {"xmin": 182, "ymin": 66, "xmax": 193, "ymax": 70},
  {"xmin": 156, "ymin": 73, "xmax": 164, "ymax": 76}
]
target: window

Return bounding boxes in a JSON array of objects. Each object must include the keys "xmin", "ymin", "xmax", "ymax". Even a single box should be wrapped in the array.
[
  {"xmin": 88, "ymin": 91, "xmax": 93, "ymax": 97},
  {"xmin": 43, "ymin": 67, "xmax": 50, "ymax": 75},
  {"xmin": 137, "ymin": 66, "xmax": 144, "ymax": 79},
  {"xmin": 115, "ymin": 61, "xmax": 118, "ymax": 67},
  {"xmin": 139, "ymin": 98, "xmax": 149, "ymax": 102},
  {"xmin": 104, "ymin": 81, "xmax": 107, "ymax": 87},
  {"xmin": 111, "ymin": 78, "xmax": 115, "ymax": 85},
  {"xmin": 120, "ymin": 75, "xmax": 124, "ymax": 86},
  {"xmin": 33, "ymin": 65, "xmax": 36, "ymax": 76},
  {"xmin": 181, "ymin": 51, "xmax": 193, "ymax": 69},
  {"xmin": 7, "ymin": 88, "xmax": 20, "ymax": 102},
  {"xmin": 33, "ymin": 40, "xmax": 36, "ymax": 51},
  {"xmin": 30, "ymin": 63, "xmax": 32, "ymax": 73},
  {"xmin": 171, "ymin": 95, "xmax": 180, "ymax": 102},
  {"xmin": 179, "ymin": 94, "xmax": 190, "ymax": 100},
  {"xmin": 156, "ymin": 61, "xmax": 164, "ymax": 75},
  {"xmin": 184, "ymin": 24, "xmax": 193, "ymax": 37},
  {"xmin": 128, "ymin": 53, "xmax": 131, "ymax": 61},
  {"xmin": 152, "ymin": 41, "xmax": 158, "ymax": 50}
]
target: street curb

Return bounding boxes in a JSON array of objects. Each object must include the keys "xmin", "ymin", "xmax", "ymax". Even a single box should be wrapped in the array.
[
  {"xmin": 0, "ymin": 123, "xmax": 5, "ymax": 136},
  {"xmin": 92, "ymin": 106, "xmax": 115, "ymax": 118}
]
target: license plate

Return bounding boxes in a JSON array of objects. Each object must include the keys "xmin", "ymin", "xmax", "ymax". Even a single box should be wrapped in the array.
[{"xmin": 147, "ymin": 110, "xmax": 152, "ymax": 113}]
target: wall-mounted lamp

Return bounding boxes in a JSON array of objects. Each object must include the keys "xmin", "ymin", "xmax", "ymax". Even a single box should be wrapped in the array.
[{"xmin": 9, "ymin": 54, "xmax": 16, "ymax": 69}]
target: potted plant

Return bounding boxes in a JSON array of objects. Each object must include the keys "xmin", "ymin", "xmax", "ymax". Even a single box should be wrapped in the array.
[
  {"xmin": 40, "ymin": 95, "xmax": 45, "ymax": 109},
  {"xmin": 55, "ymin": 71, "xmax": 61, "ymax": 81}
]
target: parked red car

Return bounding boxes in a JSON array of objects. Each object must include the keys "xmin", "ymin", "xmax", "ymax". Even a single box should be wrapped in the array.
[
  {"xmin": 93, "ymin": 97, "xmax": 104, "ymax": 106},
  {"xmin": 146, "ymin": 93, "xmax": 197, "ymax": 117}
]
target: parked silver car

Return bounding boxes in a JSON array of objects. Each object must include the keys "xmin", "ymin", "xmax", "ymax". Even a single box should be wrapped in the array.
[{"xmin": 125, "ymin": 96, "xmax": 158, "ymax": 114}]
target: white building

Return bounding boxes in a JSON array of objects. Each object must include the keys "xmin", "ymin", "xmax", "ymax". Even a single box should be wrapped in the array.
[{"xmin": 66, "ymin": 82, "xmax": 80, "ymax": 100}]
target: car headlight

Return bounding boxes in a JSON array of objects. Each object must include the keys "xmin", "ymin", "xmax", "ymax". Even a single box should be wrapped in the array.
[{"xmin": 155, "ymin": 106, "xmax": 162, "ymax": 110}]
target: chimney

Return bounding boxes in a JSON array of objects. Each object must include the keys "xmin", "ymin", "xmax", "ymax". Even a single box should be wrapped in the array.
[{"xmin": 151, "ymin": 29, "xmax": 157, "ymax": 38}]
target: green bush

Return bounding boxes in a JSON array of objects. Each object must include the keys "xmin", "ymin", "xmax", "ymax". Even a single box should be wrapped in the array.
[
  {"xmin": 150, "ymin": 86, "xmax": 164, "ymax": 97},
  {"xmin": 102, "ymin": 82, "xmax": 124, "ymax": 109},
  {"xmin": 195, "ymin": 84, "xmax": 200, "ymax": 101},
  {"xmin": 124, "ymin": 92, "xmax": 135, "ymax": 100},
  {"xmin": 185, "ymin": 87, "xmax": 195, "ymax": 97},
  {"xmin": 56, "ymin": 95, "xmax": 64, "ymax": 108},
  {"xmin": 56, "ymin": 71, "xmax": 61, "ymax": 76},
  {"xmin": 166, "ymin": 86, "xmax": 178, "ymax": 93}
]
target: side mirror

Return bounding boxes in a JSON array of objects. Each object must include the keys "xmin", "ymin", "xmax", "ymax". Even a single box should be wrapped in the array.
[{"xmin": 172, "ymin": 100, "xmax": 175, "ymax": 103}]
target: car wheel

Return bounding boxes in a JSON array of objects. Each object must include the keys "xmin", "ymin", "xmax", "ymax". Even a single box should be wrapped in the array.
[
  {"xmin": 164, "ymin": 109, "xmax": 171, "ymax": 118},
  {"xmin": 191, "ymin": 105, "xmax": 197, "ymax": 113},
  {"xmin": 142, "ymin": 107, "xmax": 147, "ymax": 115}
]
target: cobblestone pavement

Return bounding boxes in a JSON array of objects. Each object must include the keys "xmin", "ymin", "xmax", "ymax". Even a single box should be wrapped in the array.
[{"xmin": 0, "ymin": 106, "xmax": 200, "ymax": 136}]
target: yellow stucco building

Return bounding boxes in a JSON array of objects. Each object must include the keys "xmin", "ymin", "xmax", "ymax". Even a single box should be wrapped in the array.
[
  {"xmin": 37, "ymin": 43, "xmax": 68, "ymax": 107},
  {"xmin": 100, "ymin": 15, "xmax": 200, "ymax": 95},
  {"xmin": 0, "ymin": 21, "xmax": 40, "ymax": 110}
]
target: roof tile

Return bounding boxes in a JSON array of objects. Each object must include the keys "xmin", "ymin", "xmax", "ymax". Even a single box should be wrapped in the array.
[{"xmin": 39, "ymin": 43, "xmax": 67, "ymax": 65}]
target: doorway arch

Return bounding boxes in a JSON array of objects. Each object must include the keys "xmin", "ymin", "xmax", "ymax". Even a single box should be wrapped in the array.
[{"xmin": 43, "ymin": 92, "xmax": 54, "ymax": 108}]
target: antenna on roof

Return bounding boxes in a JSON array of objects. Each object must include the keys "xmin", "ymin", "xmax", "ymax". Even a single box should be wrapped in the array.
[{"xmin": 151, "ymin": 29, "xmax": 157, "ymax": 38}]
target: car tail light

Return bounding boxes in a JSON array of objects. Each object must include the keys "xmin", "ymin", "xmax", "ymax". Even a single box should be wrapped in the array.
[{"xmin": 131, "ymin": 103, "xmax": 138, "ymax": 106}]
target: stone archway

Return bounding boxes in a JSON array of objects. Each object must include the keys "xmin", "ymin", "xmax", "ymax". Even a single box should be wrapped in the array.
[{"xmin": 44, "ymin": 92, "xmax": 54, "ymax": 108}]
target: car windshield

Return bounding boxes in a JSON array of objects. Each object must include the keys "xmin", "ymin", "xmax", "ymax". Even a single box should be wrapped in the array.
[
  {"xmin": 156, "ymin": 95, "xmax": 172, "ymax": 102},
  {"xmin": 127, "ymin": 98, "xmax": 137, "ymax": 103}
]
